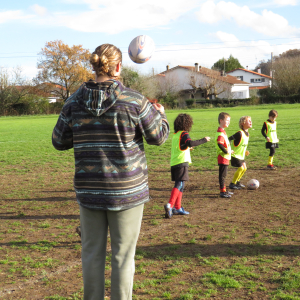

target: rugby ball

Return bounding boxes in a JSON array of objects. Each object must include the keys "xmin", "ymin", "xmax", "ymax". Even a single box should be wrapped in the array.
[
  {"xmin": 247, "ymin": 179, "xmax": 259, "ymax": 190},
  {"xmin": 128, "ymin": 35, "xmax": 155, "ymax": 64}
]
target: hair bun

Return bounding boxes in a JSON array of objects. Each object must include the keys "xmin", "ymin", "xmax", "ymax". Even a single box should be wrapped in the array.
[
  {"xmin": 99, "ymin": 55, "xmax": 109, "ymax": 73},
  {"xmin": 90, "ymin": 53, "xmax": 99, "ymax": 65}
]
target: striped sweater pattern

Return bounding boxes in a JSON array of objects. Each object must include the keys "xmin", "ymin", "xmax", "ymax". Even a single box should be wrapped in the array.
[{"xmin": 52, "ymin": 79, "xmax": 169, "ymax": 210}]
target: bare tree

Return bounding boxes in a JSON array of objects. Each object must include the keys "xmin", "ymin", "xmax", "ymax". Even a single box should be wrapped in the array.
[
  {"xmin": 187, "ymin": 69, "xmax": 231, "ymax": 99},
  {"xmin": 0, "ymin": 67, "xmax": 35, "ymax": 115},
  {"xmin": 273, "ymin": 56, "xmax": 300, "ymax": 96}
]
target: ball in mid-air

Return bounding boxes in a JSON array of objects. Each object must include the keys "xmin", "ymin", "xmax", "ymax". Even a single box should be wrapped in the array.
[
  {"xmin": 128, "ymin": 35, "xmax": 155, "ymax": 64},
  {"xmin": 247, "ymin": 179, "xmax": 259, "ymax": 190}
]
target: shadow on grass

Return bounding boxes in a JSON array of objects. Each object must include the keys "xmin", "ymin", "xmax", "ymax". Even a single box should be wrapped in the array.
[
  {"xmin": 0, "ymin": 197, "xmax": 76, "ymax": 201},
  {"xmin": 137, "ymin": 243, "xmax": 300, "ymax": 258},
  {"xmin": 0, "ymin": 240, "xmax": 80, "ymax": 247},
  {"xmin": 0, "ymin": 214, "xmax": 79, "ymax": 220}
]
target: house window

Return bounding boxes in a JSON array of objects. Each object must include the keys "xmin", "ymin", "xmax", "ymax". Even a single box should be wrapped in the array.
[
  {"xmin": 233, "ymin": 91, "xmax": 244, "ymax": 99},
  {"xmin": 261, "ymin": 78, "xmax": 265, "ymax": 82},
  {"xmin": 250, "ymin": 79, "xmax": 254, "ymax": 83},
  {"xmin": 236, "ymin": 76, "xmax": 243, "ymax": 81},
  {"xmin": 255, "ymin": 78, "xmax": 261, "ymax": 82}
]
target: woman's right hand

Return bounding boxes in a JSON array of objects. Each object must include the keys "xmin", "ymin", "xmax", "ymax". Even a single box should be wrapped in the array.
[{"xmin": 152, "ymin": 103, "xmax": 165, "ymax": 114}]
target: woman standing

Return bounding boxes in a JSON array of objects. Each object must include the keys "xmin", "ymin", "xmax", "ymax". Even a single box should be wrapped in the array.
[{"xmin": 52, "ymin": 44, "xmax": 169, "ymax": 300}]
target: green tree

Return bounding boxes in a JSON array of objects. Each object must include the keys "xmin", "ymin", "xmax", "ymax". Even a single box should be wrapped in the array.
[
  {"xmin": 212, "ymin": 55, "xmax": 243, "ymax": 73},
  {"xmin": 120, "ymin": 66, "xmax": 140, "ymax": 89}
]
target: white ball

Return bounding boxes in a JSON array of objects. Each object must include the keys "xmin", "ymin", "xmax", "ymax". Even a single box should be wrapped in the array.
[
  {"xmin": 128, "ymin": 35, "xmax": 155, "ymax": 64},
  {"xmin": 247, "ymin": 179, "xmax": 259, "ymax": 190}
]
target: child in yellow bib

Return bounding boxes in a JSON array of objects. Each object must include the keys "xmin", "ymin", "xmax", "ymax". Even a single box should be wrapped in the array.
[
  {"xmin": 164, "ymin": 114, "xmax": 210, "ymax": 218},
  {"xmin": 228, "ymin": 116, "xmax": 252, "ymax": 190},
  {"xmin": 261, "ymin": 110, "xmax": 279, "ymax": 170}
]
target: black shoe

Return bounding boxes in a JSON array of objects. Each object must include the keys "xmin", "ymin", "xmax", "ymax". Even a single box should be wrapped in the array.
[
  {"xmin": 236, "ymin": 181, "xmax": 245, "ymax": 188},
  {"xmin": 220, "ymin": 192, "xmax": 231, "ymax": 198},
  {"xmin": 229, "ymin": 183, "xmax": 241, "ymax": 190}
]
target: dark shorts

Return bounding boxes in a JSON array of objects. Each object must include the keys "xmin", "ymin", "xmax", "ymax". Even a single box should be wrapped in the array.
[
  {"xmin": 231, "ymin": 157, "xmax": 244, "ymax": 168},
  {"xmin": 266, "ymin": 142, "xmax": 279, "ymax": 149},
  {"xmin": 171, "ymin": 165, "xmax": 189, "ymax": 181}
]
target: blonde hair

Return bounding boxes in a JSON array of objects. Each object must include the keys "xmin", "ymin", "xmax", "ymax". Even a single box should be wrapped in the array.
[
  {"xmin": 90, "ymin": 44, "xmax": 122, "ymax": 79},
  {"xmin": 239, "ymin": 116, "xmax": 251, "ymax": 129}
]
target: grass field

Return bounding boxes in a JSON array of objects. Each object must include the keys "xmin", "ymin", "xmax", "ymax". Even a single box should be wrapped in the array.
[{"xmin": 0, "ymin": 103, "xmax": 300, "ymax": 299}]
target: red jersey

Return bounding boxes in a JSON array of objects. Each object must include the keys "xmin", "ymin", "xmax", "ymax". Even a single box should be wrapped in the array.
[{"xmin": 217, "ymin": 127, "xmax": 230, "ymax": 165}]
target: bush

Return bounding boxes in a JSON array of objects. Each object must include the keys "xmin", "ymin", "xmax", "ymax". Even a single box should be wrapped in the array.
[
  {"xmin": 159, "ymin": 92, "xmax": 178, "ymax": 109},
  {"xmin": 195, "ymin": 98, "xmax": 251, "ymax": 107},
  {"xmin": 185, "ymin": 99, "xmax": 195, "ymax": 108},
  {"xmin": 259, "ymin": 88, "xmax": 300, "ymax": 104}
]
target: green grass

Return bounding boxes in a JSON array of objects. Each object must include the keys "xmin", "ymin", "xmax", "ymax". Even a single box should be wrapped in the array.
[
  {"xmin": 1, "ymin": 103, "xmax": 298, "ymax": 176},
  {"xmin": 147, "ymin": 103, "xmax": 300, "ymax": 171},
  {"xmin": 1, "ymin": 104, "xmax": 300, "ymax": 299}
]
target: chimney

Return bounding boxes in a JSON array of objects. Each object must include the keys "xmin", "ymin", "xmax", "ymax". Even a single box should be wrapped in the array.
[
  {"xmin": 246, "ymin": 66, "xmax": 248, "ymax": 70},
  {"xmin": 257, "ymin": 68, "xmax": 261, "ymax": 74},
  {"xmin": 221, "ymin": 70, "xmax": 226, "ymax": 76},
  {"xmin": 166, "ymin": 65, "xmax": 169, "ymax": 71},
  {"xmin": 195, "ymin": 63, "xmax": 199, "ymax": 72}
]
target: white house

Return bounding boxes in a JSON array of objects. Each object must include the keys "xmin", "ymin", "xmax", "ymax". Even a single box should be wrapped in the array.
[
  {"xmin": 226, "ymin": 68, "xmax": 272, "ymax": 92},
  {"xmin": 157, "ymin": 64, "xmax": 250, "ymax": 99}
]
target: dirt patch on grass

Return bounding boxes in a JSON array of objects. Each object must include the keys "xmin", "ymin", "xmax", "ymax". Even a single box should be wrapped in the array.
[{"xmin": 0, "ymin": 166, "xmax": 300, "ymax": 299}]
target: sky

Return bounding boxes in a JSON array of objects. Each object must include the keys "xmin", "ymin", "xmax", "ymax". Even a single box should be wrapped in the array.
[{"xmin": 1, "ymin": 0, "xmax": 300, "ymax": 80}]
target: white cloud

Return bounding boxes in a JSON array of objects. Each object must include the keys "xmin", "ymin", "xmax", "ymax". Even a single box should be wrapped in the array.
[
  {"xmin": 59, "ymin": 0, "xmax": 199, "ymax": 34},
  {"xmin": 0, "ymin": 10, "xmax": 32, "ymax": 24},
  {"xmin": 30, "ymin": 4, "xmax": 48, "ymax": 16},
  {"xmin": 195, "ymin": 1, "xmax": 300, "ymax": 36},
  {"xmin": 140, "ymin": 32, "xmax": 300, "ymax": 75},
  {"xmin": 273, "ymin": 0, "xmax": 297, "ymax": 6}
]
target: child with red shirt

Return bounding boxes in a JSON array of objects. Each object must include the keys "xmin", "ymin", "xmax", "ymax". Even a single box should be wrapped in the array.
[{"xmin": 215, "ymin": 112, "xmax": 234, "ymax": 198}]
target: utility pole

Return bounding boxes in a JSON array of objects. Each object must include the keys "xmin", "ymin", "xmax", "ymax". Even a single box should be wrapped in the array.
[{"xmin": 271, "ymin": 52, "xmax": 273, "ymax": 88}]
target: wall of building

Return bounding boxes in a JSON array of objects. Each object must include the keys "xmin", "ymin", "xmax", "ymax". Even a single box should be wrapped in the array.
[{"xmin": 228, "ymin": 70, "xmax": 271, "ymax": 88}]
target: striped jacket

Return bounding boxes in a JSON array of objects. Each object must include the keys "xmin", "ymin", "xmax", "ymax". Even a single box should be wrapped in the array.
[{"xmin": 52, "ymin": 79, "xmax": 169, "ymax": 210}]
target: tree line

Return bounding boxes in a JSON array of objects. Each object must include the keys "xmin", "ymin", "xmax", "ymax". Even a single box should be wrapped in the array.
[{"xmin": 1, "ymin": 40, "xmax": 300, "ymax": 116}]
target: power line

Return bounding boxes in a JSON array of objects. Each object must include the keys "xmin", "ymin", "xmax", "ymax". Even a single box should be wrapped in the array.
[
  {"xmin": 1, "ymin": 41, "xmax": 300, "ymax": 59},
  {"xmin": 0, "ymin": 56, "xmax": 38, "ymax": 59},
  {"xmin": 119, "ymin": 36, "xmax": 300, "ymax": 49}
]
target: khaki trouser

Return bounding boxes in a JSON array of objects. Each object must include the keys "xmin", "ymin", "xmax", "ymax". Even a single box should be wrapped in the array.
[{"xmin": 80, "ymin": 204, "xmax": 144, "ymax": 300}]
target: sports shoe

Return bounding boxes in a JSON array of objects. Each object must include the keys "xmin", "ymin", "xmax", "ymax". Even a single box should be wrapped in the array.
[
  {"xmin": 229, "ymin": 182, "xmax": 241, "ymax": 190},
  {"xmin": 267, "ymin": 164, "xmax": 277, "ymax": 170},
  {"xmin": 172, "ymin": 207, "xmax": 190, "ymax": 215},
  {"xmin": 236, "ymin": 181, "xmax": 245, "ymax": 188},
  {"xmin": 164, "ymin": 204, "xmax": 173, "ymax": 218},
  {"xmin": 220, "ymin": 192, "xmax": 231, "ymax": 198}
]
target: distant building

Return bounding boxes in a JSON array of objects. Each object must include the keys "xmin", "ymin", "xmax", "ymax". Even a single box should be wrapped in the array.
[
  {"xmin": 227, "ymin": 68, "xmax": 272, "ymax": 92},
  {"xmin": 157, "ymin": 64, "xmax": 250, "ymax": 100}
]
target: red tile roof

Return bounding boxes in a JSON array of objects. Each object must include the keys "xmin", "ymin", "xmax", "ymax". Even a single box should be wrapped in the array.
[
  {"xmin": 249, "ymin": 86, "xmax": 269, "ymax": 90},
  {"xmin": 159, "ymin": 65, "xmax": 249, "ymax": 85},
  {"xmin": 227, "ymin": 68, "xmax": 272, "ymax": 79}
]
